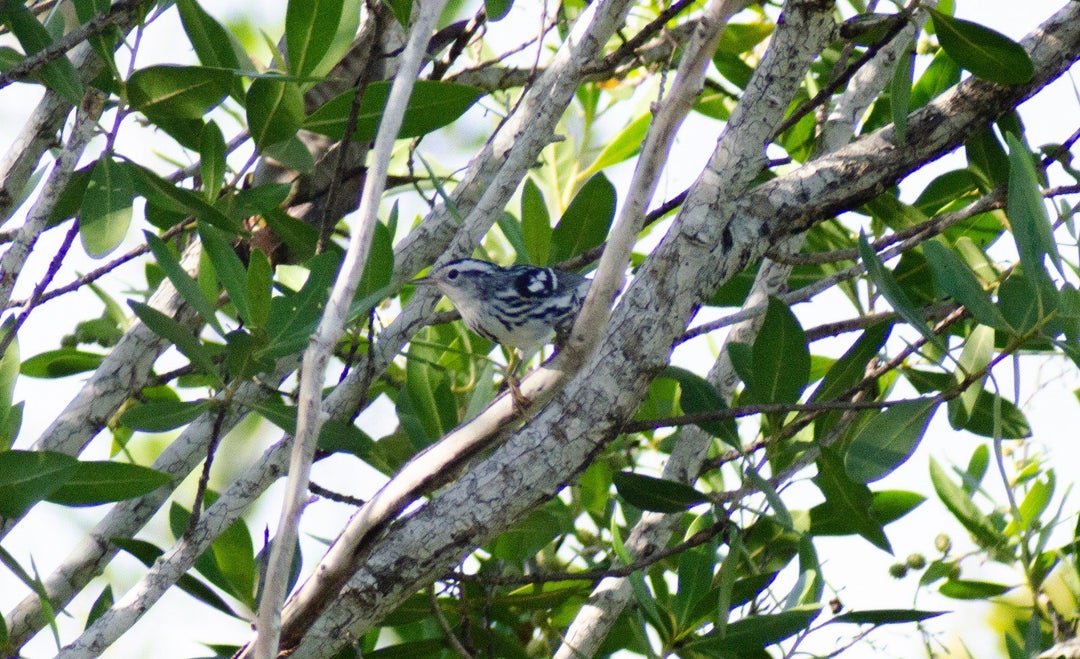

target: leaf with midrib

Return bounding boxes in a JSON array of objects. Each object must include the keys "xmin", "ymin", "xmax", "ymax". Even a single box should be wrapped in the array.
[{"xmin": 928, "ymin": 9, "xmax": 1033, "ymax": 85}]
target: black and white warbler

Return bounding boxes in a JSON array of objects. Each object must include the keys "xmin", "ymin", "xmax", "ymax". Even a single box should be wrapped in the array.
[{"xmin": 416, "ymin": 258, "xmax": 592, "ymax": 351}]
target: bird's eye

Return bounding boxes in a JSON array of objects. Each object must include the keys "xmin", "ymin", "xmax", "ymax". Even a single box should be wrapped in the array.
[{"xmin": 447, "ymin": 268, "xmax": 459, "ymax": 280}]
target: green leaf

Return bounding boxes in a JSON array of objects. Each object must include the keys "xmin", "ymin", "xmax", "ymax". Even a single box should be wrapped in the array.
[
  {"xmin": 246, "ymin": 75, "xmax": 305, "ymax": 149},
  {"xmin": 859, "ymin": 231, "xmax": 946, "ymax": 351},
  {"xmin": 948, "ymin": 389, "xmax": 1031, "ymax": 439},
  {"xmin": 658, "ymin": 366, "xmax": 739, "ymax": 446},
  {"xmin": 549, "ymin": 173, "xmax": 616, "ymax": 264},
  {"xmin": 128, "ymin": 301, "xmax": 221, "ymax": 383},
  {"xmin": 949, "ymin": 324, "xmax": 994, "ymax": 428},
  {"xmin": 808, "ymin": 321, "xmax": 890, "ymax": 439},
  {"xmin": 491, "ymin": 502, "xmax": 566, "ymax": 561},
  {"xmin": 0, "ymin": 450, "xmax": 78, "ymax": 518},
  {"xmin": 521, "ymin": 178, "xmax": 551, "ymax": 266},
  {"xmin": 1005, "ymin": 476, "xmax": 1052, "ymax": 536},
  {"xmin": 303, "ymin": 80, "xmax": 484, "ymax": 141},
  {"xmin": 485, "ymin": 0, "xmax": 513, "ymax": 21},
  {"xmin": 45, "ymin": 461, "xmax": 170, "ymax": 506},
  {"xmin": 112, "ymin": 538, "xmax": 240, "ymax": 618},
  {"xmin": 612, "ymin": 471, "xmax": 708, "ymax": 513},
  {"xmin": 924, "ymin": 241, "xmax": 1009, "ymax": 330},
  {"xmin": 119, "ymin": 399, "xmax": 211, "ymax": 432},
  {"xmin": 680, "ymin": 606, "xmax": 822, "ymax": 652},
  {"xmin": 832, "ymin": 609, "xmax": 946, "ymax": 625},
  {"xmin": 264, "ymin": 252, "xmax": 339, "ymax": 358},
  {"xmin": 246, "ymin": 248, "xmax": 273, "ymax": 330},
  {"xmin": 939, "ymin": 579, "xmax": 1012, "ymax": 599},
  {"xmin": 127, "ymin": 65, "xmax": 233, "ymax": 120},
  {"xmin": 176, "ymin": 0, "xmax": 247, "ymax": 78},
  {"xmin": 749, "ymin": 297, "xmax": 810, "ymax": 410},
  {"xmin": 128, "ymin": 163, "xmax": 241, "ymax": 233},
  {"xmin": 809, "ymin": 490, "xmax": 925, "ymax": 536},
  {"xmin": 890, "ymin": 40, "xmax": 914, "ymax": 144},
  {"xmin": 146, "ymin": 231, "xmax": 223, "ymax": 336},
  {"xmin": 1006, "ymin": 133, "xmax": 1062, "ymax": 285},
  {"xmin": 86, "ymin": 585, "xmax": 114, "ymax": 629},
  {"xmin": 21, "ymin": 349, "xmax": 104, "ymax": 378},
  {"xmin": 0, "ymin": 0, "xmax": 83, "ymax": 106},
  {"xmin": 199, "ymin": 121, "xmax": 226, "ymax": 201},
  {"xmin": 0, "ymin": 324, "xmax": 18, "ymax": 413},
  {"xmin": 285, "ymin": 0, "xmax": 344, "ymax": 77},
  {"xmin": 966, "ymin": 127, "xmax": 1010, "ymax": 189},
  {"xmin": 845, "ymin": 399, "xmax": 939, "ymax": 483},
  {"xmin": 814, "ymin": 449, "xmax": 890, "ymax": 551},
  {"xmin": 928, "ymin": 9, "xmax": 1033, "ymax": 85},
  {"xmin": 580, "ymin": 113, "xmax": 652, "ymax": 179},
  {"xmin": 198, "ymin": 222, "xmax": 249, "ymax": 321},
  {"xmin": 930, "ymin": 457, "xmax": 1003, "ymax": 551},
  {"xmin": 355, "ymin": 220, "xmax": 394, "ymax": 307},
  {"xmin": 80, "ymin": 158, "xmax": 134, "ymax": 258}
]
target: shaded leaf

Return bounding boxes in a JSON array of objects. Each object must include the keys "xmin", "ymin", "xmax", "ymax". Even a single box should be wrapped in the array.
[
  {"xmin": 119, "ymin": 399, "xmax": 211, "ymax": 432},
  {"xmin": 46, "ymin": 461, "xmax": 171, "ymax": 506},
  {"xmin": 0, "ymin": 0, "xmax": 83, "ymax": 105},
  {"xmin": 580, "ymin": 113, "xmax": 651, "ymax": 179},
  {"xmin": 815, "ymin": 449, "xmax": 890, "ymax": 552},
  {"xmin": 521, "ymin": 178, "xmax": 551, "ymax": 266},
  {"xmin": 549, "ymin": 173, "xmax": 616, "ymax": 264},
  {"xmin": 303, "ymin": 80, "xmax": 483, "ymax": 141},
  {"xmin": 246, "ymin": 76, "xmax": 305, "ymax": 149},
  {"xmin": 127, "ymin": 65, "xmax": 232, "ymax": 120},
  {"xmin": 680, "ymin": 606, "xmax": 822, "ymax": 652},
  {"xmin": 111, "ymin": 538, "xmax": 240, "ymax": 618},
  {"xmin": 145, "ymin": 231, "xmax": 222, "ymax": 335},
  {"xmin": 612, "ymin": 471, "xmax": 707, "ymax": 513},
  {"xmin": 859, "ymin": 231, "xmax": 946, "ymax": 351},
  {"xmin": 928, "ymin": 9, "xmax": 1033, "ymax": 84},
  {"xmin": 810, "ymin": 490, "xmax": 925, "ymax": 536},
  {"xmin": 924, "ymin": 241, "xmax": 1009, "ymax": 330},
  {"xmin": 0, "ymin": 450, "xmax": 78, "ymax": 518},
  {"xmin": 845, "ymin": 399, "xmax": 939, "ymax": 483},
  {"xmin": 128, "ymin": 301, "xmax": 221, "ymax": 382},
  {"xmin": 930, "ymin": 457, "xmax": 1003, "ymax": 551},
  {"xmin": 658, "ymin": 366, "xmax": 739, "ymax": 446},
  {"xmin": 1006, "ymin": 133, "xmax": 1062, "ymax": 286},
  {"xmin": 749, "ymin": 297, "xmax": 810, "ymax": 409},
  {"xmin": 832, "ymin": 609, "xmax": 945, "ymax": 625}
]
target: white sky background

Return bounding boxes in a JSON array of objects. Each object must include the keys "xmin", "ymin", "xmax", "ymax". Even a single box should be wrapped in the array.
[{"xmin": 0, "ymin": 1, "xmax": 1078, "ymax": 657}]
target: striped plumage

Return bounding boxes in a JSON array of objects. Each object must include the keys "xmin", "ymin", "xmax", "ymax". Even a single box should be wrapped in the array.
[{"xmin": 417, "ymin": 258, "xmax": 591, "ymax": 350}]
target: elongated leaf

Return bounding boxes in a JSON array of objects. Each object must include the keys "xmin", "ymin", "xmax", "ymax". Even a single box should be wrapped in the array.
[
  {"xmin": 930, "ymin": 457, "xmax": 1003, "ymax": 551},
  {"xmin": 128, "ymin": 301, "xmax": 220, "ymax": 382},
  {"xmin": 928, "ymin": 9, "xmax": 1033, "ymax": 85},
  {"xmin": 286, "ymin": 0, "xmax": 344, "ymax": 78},
  {"xmin": 145, "ymin": 231, "xmax": 222, "ymax": 335},
  {"xmin": 176, "ymin": 0, "xmax": 247, "ymax": 74},
  {"xmin": 750, "ymin": 297, "xmax": 810, "ymax": 408},
  {"xmin": 810, "ymin": 490, "xmax": 925, "ymax": 536},
  {"xmin": 612, "ymin": 471, "xmax": 708, "ymax": 513},
  {"xmin": 846, "ymin": 399, "xmax": 939, "ymax": 483},
  {"xmin": 0, "ymin": 450, "xmax": 78, "ymax": 518},
  {"xmin": 119, "ymin": 399, "xmax": 210, "ymax": 432},
  {"xmin": 21, "ymin": 349, "xmax": 104, "ymax": 378},
  {"xmin": 859, "ymin": 231, "xmax": 946, "ymax": 351},
  {"xmin": 832, "ymin": 609, "xmax": 945, "ymax": 625},
  {"xmin": 680, "ymin": 606, "xmax": 822, "ymax": 652},
  {"xmin": 939, "ymin": 579, "xmax": 1012, "ymax": 599},
  {"xmin": 246, "ymin": 248, "xmax": 273, "ymax": 330},
  {"xmin": 949, "ymin": 389, "xmax": 1031, "ymax": 439},
  {"xmin": 924, "ymin": 241, "xmax": 1009, "ymax": 330},
  {"xmin": 521, "ymin": 178, "xmax": 551, "ymax": 266},
  {"xmin": 112, "ymin": 538, "xmax": 240, "ymax": 618},
  {"xmin": 0, "ymin": 0, "xmax": 83, "ymax": 105},
  {"xmin": 550, "ymin": 173, "xmax": 616, "ymax": 264},
  {"xmin": 246, "ymin": 76, "xmax": 305, "ymax": 149},
  {"xmin": 949, "ymin": 324, "xmax": 994, "ymax": 427},
  {"xmin": 198, "ymin": 223, "xmax": 249, "ymax": 321},
  {"xmin": 46, "ymin": 461, "xmax": 170, "ymax": 506},
  {"xmin": 303, "ymin": 80, "xmax": 484, "ymax": 141},
  {"xmin": 890, "ymin": 40, "xmax": 914, "ymax": 144},
  {"xmin": 80, "ymin": 158, "xmax": 134, "ymax": 258},
  {"xmin": 1006, "ymin": 133, "xmax": 1062, "ymax": 285},
  {"xmin": 127, "ymin": 65, "xmax": 233, "ymax": 120},
  {"xmin": 815, "ymin": 449, "xmax": 890, "ymax": 551},
  {"xmin": 199, "ymin": 121, "xmax": 226, "ymax": 201},
  {"xmin": 128, "ymin": 163, "xmax": 241, "ymax": 233},
  {"xmin": 86, "ymin": 585, "xmax": 114, "ymax": 629},
  {"xmin": 659, "ymin": 366, "xmax": 739, "ymax": 446},
  {"xmin": 0, "ymin": 324, "xmax": 18, "ymax": 414},
  {"xmin": 580, "ymin": 113, "xmax": 652, "ymax": 179},
  {"xmin": 265, "ymin": 252, "xmax": 338, "ymax": 358}
]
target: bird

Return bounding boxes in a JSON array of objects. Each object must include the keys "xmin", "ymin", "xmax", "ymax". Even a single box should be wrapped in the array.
[{"xmin": 415, "ymin": 258, "xmax": 592, "ymax": 407}]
